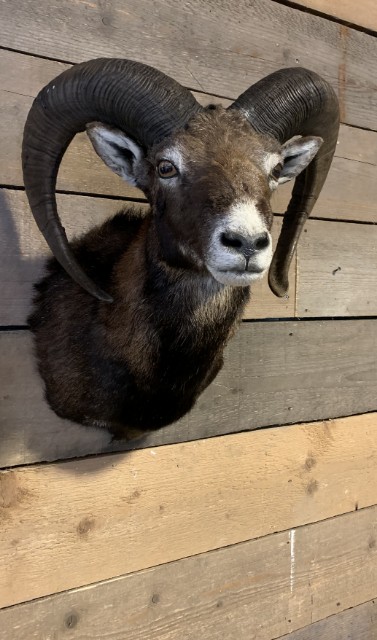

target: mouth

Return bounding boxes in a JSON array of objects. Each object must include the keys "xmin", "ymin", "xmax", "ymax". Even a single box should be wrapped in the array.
[
  {"xmin": 218, "ymin": 266, "xmax": 264, "ymax": 275},
  {"xmin": 207, "ymin": 265, "xmax": 267, "ymax": 286}
]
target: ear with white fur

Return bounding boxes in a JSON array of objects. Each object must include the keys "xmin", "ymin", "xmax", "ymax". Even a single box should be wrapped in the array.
[
  {"xmin": 86, "ymin": 122, "xmax": 144, "ymax": 186},
  {"xmin": 278, "ymin": 136, "xmax": 323, "ymax": 184}
]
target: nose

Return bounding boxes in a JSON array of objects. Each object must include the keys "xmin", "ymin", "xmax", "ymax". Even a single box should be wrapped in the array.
[{"xmin": 220, "ymin": 230, "xmax": 270, "ymax": 258}]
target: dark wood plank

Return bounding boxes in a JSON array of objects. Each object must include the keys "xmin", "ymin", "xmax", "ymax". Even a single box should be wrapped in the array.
[
  {"xmin": 1, "ymin": 321, "xmax": 376, "ymax": 467},
  {"xmin": 279, "ymin": 599, "xmax": 377, "ymax": 639},
  {"xmin": 2, "ymin": 49, "xmax": 377, "ymax": 223},
  {"xmin": 1, "ymin": 0, "xmax": 377, "ymax": 130},
  {"xmin": 0, "ymin": 504, "xmax": 376, "ymax": 637}
]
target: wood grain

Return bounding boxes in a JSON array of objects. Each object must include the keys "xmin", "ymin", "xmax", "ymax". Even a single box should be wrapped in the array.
[
  {"xmin": 2, "ymin": 48, "xmax": 377, "ymax": 223},
  {"xmin": 297, "ymin": 219, "xmax": 377, "ymax": 316},
  {"xmin": 1, "ymin": 0, "xmax": 377, "ymax": 130},
  {"xmin": 1, "ymin": 321, "xmax": 377, "ymax": 467},
  {"xmin": 0, "ymin": 189, "xmax": 293, "ymax": 326},
  {"xmin": 290, "ymin": 0, "xmax": 377, "ymax": 32},
  {"xmin": 0, "ymin": 449, "xmax": 377, "ymax": 622}
]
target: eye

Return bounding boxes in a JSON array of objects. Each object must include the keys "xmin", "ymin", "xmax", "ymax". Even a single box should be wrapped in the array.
[
  {"xmin": 271, "ymin": 162, "xmax": 283, "ymax": 180},
  {"xmin": 157, "ymin": 160, "xmax": 178, "ymax": 179}
]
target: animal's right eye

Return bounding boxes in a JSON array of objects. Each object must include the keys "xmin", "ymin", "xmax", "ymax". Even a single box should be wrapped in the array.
[{"xmin": 157, "ymin": 160, "xmax": 178, "ymax": 179}]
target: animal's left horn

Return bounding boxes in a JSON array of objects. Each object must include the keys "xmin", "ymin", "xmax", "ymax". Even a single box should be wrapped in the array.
[
  {"xmin": 22, "ymin": 58, "xmax": 202, "ymax": 301},
  {"xmin": 229, "ymin": 67, "xmax": 339, "ymax": 298}
]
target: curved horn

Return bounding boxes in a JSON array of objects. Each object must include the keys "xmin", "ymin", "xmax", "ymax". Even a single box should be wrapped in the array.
[
  {"xmin": 22, "ymin": 58, "xmax": 202, "ymax": 301},
  {"xmin": 229, "ymin": 68, "xmax": 339, "ymax": 297}
]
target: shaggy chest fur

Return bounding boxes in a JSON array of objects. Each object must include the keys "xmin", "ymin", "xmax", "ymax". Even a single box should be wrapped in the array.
[{"xmin": 29, "ymin": 210, "xmax": 249, "ymax": 437}]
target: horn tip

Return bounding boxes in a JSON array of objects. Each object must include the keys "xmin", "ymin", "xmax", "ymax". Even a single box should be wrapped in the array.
[{"xmin": 268, "ymin": 272, "xmax": 289, "ymax": 299}]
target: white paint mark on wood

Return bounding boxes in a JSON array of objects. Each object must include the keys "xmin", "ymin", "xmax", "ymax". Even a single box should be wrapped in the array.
[{"xmin": 290, "ymin": 528, "xmax": 296, "ymax": 594}]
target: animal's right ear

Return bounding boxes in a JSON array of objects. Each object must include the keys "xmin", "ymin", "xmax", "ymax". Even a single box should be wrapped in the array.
[{"xmin": 86, "ymin": 122, "xmax": 145, "ymax": 187}]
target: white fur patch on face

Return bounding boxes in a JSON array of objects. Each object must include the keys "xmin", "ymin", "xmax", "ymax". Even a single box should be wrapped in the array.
[
  {"xmin": 160, "ymin": 146, "xmax": 186, "ymax": 174},
  {"xmin": 264, "ymin": 152, "xmax": 282, "ymax": 191},
  {"xmin": 206, "ymin": 199, "xmax": 273, "ymax": 287},
  {"xmin": 263, "ymin": 152, "xmax": 281, "ymax": 175}
]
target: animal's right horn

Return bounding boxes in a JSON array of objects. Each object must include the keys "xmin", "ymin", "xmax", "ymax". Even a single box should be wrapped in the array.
[{"xmin": 22, "ymin": 58, "xmax": 202, "ymax": 301}]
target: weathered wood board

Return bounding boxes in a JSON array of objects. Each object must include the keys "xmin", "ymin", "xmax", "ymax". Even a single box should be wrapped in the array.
[
  {"xmin": 297, "ymin": 219, "xmax": 377, "ymax": 317},
  {"xmin": 291, "ymin": 0, "xmax": 377, "ymax": 32},
  {"xmin": 0, "ymin": 494, "xmax": 376, "ymax": 635},
  {"xmin": 1, "ymin": 0, "xmax": 377, "ymax": 130},
  {"xmin": 2, "ymin": 48, "xmax": 377, "ymax": 224},
  {"xmin": 1, "ymin": 322, "xmax": 377, "ymax": 467}
]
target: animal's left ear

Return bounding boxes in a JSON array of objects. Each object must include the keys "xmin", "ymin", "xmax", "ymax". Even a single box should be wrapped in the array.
[
  {"xmin": 86, "ymin": 122, "xmax": 145, "ymax": 187},
  {"xmin": 278, "ymin": 136, "xmax": 323, "ymax": 184}
]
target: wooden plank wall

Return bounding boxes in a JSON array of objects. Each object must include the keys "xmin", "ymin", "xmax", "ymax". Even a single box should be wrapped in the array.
[{"xmin": 0, "ymin": 0, "xmax": 376, "ymax": 638}]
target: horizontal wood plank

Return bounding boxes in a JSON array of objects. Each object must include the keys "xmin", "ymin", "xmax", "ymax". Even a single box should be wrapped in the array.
[
  {"xmin": 279, "ymin": 598, "xmax": 377, "ymax": 640},
  {"xmin": 2, "ymin": 49, "xmax": 377, "ymax": 223},
  {"xmin": 297, "ymin": 219, "xmax": 377, "ymax": 316},
  {"xmin": 290, "ymin": 0, "xmax": 377, "ymax": 32},
  {"xmin": 1, "ymin": 321, "xmax": 377, "ymax": 467},
  {"xmin": 1, "ymin": 435, "xmax": 377, "ymax": 615},
  {"xmin": 0, "ymin": 189, "xmax": 294, "ymax": 325},
  {"xmin": 1, "ymin": 0, "xmax": 377, "ymax": 131}
]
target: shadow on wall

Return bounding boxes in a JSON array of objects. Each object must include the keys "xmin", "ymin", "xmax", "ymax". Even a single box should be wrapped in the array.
[{"xmin": 0, "ymin": 188, "xmax": 44, "ymax": 327}]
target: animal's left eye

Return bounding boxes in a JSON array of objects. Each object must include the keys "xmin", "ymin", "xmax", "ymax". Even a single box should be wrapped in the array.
[
  {"xmin": 157, "ymin": 160, "xmax": 178, "ymax": 179},
  {"xmin": 271, "ymin": 162, "xmax": 283, "ymax": 180}
]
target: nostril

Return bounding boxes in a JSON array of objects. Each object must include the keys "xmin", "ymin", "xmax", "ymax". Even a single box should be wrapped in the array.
[
  {"xmin": 221, "ymin": 231, "xmax": 243, "ymax": 249},
  {"xmin": 254, "ymin": 232, "xmax": 270, "ymax": 251},
  {"xmin": 220, "ymin": 230, "xmax": 270, "ymax": 255}
]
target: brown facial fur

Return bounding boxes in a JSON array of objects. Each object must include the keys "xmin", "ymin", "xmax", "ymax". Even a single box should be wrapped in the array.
[{"xmin": 147, "ymin": 107, "xmax": 277, "ymax": 269}]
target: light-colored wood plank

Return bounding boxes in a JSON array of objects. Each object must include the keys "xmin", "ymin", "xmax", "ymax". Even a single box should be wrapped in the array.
[
  {"xmin": 279, "ymin": 598, "xmax": 377, "ymax": 640},
  {"xmin": 1, "ymin": 320, "xmax": 377, "ymax": 467},
  {"xmin": 0, "ymin": 189, "xmax": 293, "ymax": 325},
  {"xmin": 2, "ymin": 49, "xmax": 377, "ymax": 223},
  {"xmin": 1, "ymin": 446, "xmax": 377, "ymax": 624},
  {"xmin": 297, "ymin": 219, "xmax": 377, "ymax": 316},
  {"xmin": 290, "ymin": 0, "xmax": 377, "ymax": 33},
  {"xmin": 1, "ymin": 0, "xmax": 377, "ymax": 130}
]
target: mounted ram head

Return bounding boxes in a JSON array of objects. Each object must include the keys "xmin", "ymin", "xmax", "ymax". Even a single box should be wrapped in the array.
[{"xmin": 22, "ymin": 59, "xmax": 339, "ymax": 437}]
